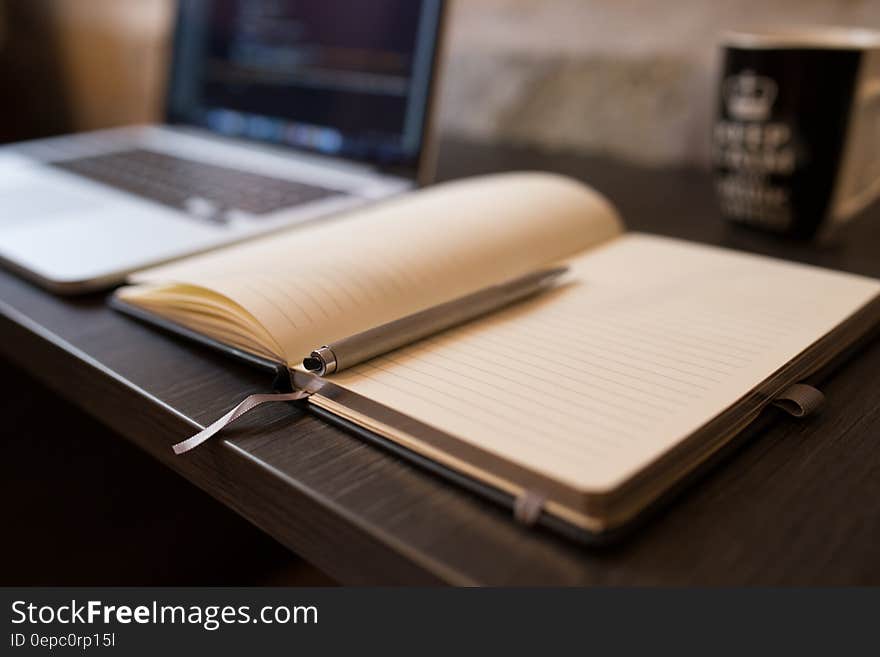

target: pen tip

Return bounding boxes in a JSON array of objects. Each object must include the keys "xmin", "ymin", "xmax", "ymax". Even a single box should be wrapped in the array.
[{"xmin": 302, "ymin": 357, "xmax": 321, "ymax": 372}]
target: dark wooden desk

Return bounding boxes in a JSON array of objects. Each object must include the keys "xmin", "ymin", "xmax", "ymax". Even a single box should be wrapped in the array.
[{"xmin": 3, "ymin": 139, "xmax": 880, "ymax": 585}]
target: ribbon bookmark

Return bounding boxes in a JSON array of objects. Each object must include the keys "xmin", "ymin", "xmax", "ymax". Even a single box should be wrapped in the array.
[{"xmin": 173, "ymin": 390, "xmax": 312, "ymax": 455}]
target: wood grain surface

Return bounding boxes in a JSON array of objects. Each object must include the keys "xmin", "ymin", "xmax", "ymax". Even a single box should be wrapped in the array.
[{"xmin": 2, "ymin": 138, "xmax": 879, "ymax": 585}]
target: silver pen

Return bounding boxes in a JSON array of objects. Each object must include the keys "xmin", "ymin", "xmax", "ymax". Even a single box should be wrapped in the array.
[{"xmin": 302, "ymin": 266, "xmax": 568, "ymax": 376}]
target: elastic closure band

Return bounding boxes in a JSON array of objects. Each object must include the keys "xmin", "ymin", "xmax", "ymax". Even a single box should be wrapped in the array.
[
  {"xmin": 513, "ymin": 490, "xmax": 547, "ymax": 526},
  {"xmin": 772, "ymin": 383, "xmax": 825, "ymax": 418}
]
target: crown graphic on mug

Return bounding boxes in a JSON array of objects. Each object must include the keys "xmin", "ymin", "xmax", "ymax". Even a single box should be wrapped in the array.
[{"xmin": 723, "ymin": 70, "xmax": 778, "ymax": 121}]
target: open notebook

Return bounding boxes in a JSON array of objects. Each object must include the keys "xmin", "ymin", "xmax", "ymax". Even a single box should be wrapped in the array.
[{"xmin": 113, "ymin": 172, "xmax": 880, "ymax": 541}]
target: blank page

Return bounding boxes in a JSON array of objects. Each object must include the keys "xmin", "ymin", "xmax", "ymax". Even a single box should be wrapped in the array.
[
  {"xmin": 331, "ymin": 234, "xmax": 880, "ymax": 492},
  {"xmin": 126, "ymin": 173, "xmax": 622, "ymax": 364}
]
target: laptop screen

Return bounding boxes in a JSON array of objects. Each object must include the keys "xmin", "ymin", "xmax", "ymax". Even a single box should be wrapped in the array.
[{"xmin": 166, "ymin": 0, "xmax": 444, "ymax": 170}]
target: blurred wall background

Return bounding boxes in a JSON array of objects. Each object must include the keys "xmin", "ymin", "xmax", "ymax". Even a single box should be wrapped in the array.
[
  {"xmin": 2, "ymin": 0, "xmax": 879, "ymax": 166},
  {"xmin": 446, "ymin": 0, "xmax": 880, "ymax": 166}
]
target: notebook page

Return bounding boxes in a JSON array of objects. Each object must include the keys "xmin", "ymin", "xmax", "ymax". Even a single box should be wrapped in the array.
[
  {"xmin": 128, "ymin": 173, "xmax": 622, "ymax": 363},
  {"xmin": 330, "ymin": 234, "xmax": 880, "ymax": 493}
]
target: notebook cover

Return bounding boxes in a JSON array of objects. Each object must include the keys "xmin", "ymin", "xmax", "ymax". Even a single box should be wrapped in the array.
[{"xmin": 110, "ymin": 295, "xmax": 291, "ymax": 387}]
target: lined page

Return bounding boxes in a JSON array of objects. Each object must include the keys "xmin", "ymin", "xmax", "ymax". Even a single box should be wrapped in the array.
[
  {"xmin": 331, "ymin": 234, "xmax": 880, "ymax": 492},
  {"xmin": 127, "ymin": 173, "xmax": 622, "ymax": 363}
]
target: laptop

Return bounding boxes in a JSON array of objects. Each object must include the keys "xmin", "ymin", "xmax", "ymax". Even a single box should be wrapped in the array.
[{"xmin": 0, "ymin": 0, "xmax": 446, "ymax": 293}]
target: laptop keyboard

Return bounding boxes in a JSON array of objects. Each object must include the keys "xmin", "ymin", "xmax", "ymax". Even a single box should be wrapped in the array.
[{"xmin": 50, "ymin": 149, "xmax": 342, "ymax": 222}]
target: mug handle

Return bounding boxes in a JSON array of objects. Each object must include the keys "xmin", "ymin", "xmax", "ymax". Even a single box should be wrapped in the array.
[{"xmin": 827, "ymin": 64, "xmax": 880, "ymax": 230}]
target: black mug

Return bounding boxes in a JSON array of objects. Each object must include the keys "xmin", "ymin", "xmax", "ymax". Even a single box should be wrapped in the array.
[{"xmin": 713, "ymin": 28, "xmax": 880, "ymax": 240}]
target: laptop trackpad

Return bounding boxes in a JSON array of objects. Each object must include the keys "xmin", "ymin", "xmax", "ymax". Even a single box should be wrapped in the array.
[{"xmin": 0, "ymin": 178, "xmax": 102, "ymax": 228}]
